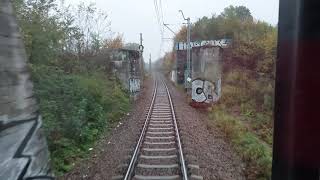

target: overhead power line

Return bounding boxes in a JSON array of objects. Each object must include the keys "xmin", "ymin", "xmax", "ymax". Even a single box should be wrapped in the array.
[
  {"xmin": 163, "ymin": 23, "xmax": 177, "ymax": 35},
  {"xmin": 154, "ymin": 0, "xmax": 165, "ymax": 58}
]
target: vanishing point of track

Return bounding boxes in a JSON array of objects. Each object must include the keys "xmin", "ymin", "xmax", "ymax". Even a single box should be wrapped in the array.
[{"xmin": 124, "ymin": 77, "xmax": 188, "ymax": 180}]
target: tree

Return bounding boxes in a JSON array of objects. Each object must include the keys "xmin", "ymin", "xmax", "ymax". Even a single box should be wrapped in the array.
[
  {"xmin": 15, "ymin": 0, "xmax": 112, "ymax": 60},
  {"xmin": 71, "ymin": 2, "xmax": 111, "ymax": 56},
  {"xmin": 174, "ymin": 25, "xmax": 187, "ymax": 42},
  {"xmin": 221, "ymin": 5, "xmax": 253, "ymax": 22},
  {"xmin": 15, "ymin": 0, "xmax": 65, "ymax": 63},
  {"xmin": 171, "ymin": 5, "xmax": 277, "ymax": 74},
  {"xmin": 103, "ymin": 34, "xmax": 124, "ymax": 49},
  {"xmin": 124, "ymin": 43, "xmax": 140, "ymax": 51}
]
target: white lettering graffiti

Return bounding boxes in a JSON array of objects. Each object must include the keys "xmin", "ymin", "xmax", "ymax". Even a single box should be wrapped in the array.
[{"xmin": 175, "ymin": 39, "xmax": 232, "ymax": 50}]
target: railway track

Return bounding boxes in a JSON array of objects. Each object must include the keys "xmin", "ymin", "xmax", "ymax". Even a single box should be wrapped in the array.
[{"xmin": 123, "ymin": 78, "xmax": 188, "ymax": 180}]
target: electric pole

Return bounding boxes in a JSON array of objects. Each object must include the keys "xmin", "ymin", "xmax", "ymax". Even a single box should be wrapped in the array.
[
  {"xmin": 179, "ymin": 10, "xmax": 191, "ymax": 89},
  {"xmin": 149, "ymin": 54, "xmax": 152, "ymax": 73},
  {"xmin": 139, "ymin": 33, "xmax": 144, "ymax": 80},
  {"xmin": 140, "ymin": 33, "xmax": 143, "ymax": 47}
]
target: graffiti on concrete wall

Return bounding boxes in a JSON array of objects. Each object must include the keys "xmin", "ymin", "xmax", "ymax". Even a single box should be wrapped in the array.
[
  {"xmin": 129, "ymin": 78, "xmax": 140, "ymax": 93},
  {"xmin": 175, "ymin": 39, "xmax": 232, "ymax": 50},
  {"xmin": 170, "ymin": 70, "xmax": 177, "ymax": 83},
  {"xmin": 191, "ymin": 46, "xmax": 223, "ymax": 103},
  {"xmin": 108, "ymin": 49, "xmax": 142, "ymax": 96},
  {"xmin": 192, "ymin": 79, "xmax": 219, "ymax": 103},
  {"xmin": 0, "ymin": 0, "xmax": 53, "ymax": 179}
]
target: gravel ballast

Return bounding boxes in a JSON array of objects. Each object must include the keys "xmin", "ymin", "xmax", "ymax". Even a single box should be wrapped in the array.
[
  {"xmin": 165, "ymin": 79, "xmax": 245, "ymax": 180},
  {"xmin": 61, "ymin": 76, "xmax": 245, "ymax": 180}
]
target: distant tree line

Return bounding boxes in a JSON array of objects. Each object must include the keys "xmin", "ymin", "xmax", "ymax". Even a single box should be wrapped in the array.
[{"xmin": 165, "ymin": 5, "xmax": 277, "ymax": 77}]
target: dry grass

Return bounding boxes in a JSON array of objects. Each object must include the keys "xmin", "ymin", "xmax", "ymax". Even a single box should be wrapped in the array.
[{"xmin": 209, "ymin": 69, "xmax": 274, "ymax": 179}]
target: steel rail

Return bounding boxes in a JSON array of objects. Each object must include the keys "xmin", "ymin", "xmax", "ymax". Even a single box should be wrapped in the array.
[
  {"xmin": 124, "ymin": 77, "xmax": 188, "ymax": 180},
  {"xmin": 163, "ymin": 80, "xmax": 188, "ymax": 180},
  {"xmin": 124, "ymin": 80, "xmax": 158, "ymax": 180}
]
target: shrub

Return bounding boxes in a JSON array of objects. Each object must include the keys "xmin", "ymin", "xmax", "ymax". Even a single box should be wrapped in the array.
[
  {"xmin": 30, "ymin": 64, "xmax": 130, "ymax": 175},
  {"xmin": 210, "ymin": 107, "xmax": 272, "ymax": 179},
  {"xmin": 209, "ymin": 66, "xmax": 274, "ymax": 179}
]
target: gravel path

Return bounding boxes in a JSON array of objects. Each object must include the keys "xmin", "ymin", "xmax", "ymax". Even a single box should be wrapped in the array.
[
  {"xmin": 61, "ymin": 77, "xmax": 154, "ymax": 180},
  {"xmin": 165, "ymin": 79, "xmax": 246, "ymax": 180}
]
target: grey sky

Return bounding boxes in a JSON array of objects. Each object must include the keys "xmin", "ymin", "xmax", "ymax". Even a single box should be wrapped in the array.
[{"xmin": 66, "ymin": 0, "xmax": 279, "ymax": 62}]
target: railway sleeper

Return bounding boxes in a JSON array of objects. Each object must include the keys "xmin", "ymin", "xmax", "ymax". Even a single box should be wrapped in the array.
[
  {"xmin": 145, "ymin": 135, "xmax": 175, "ymax": 140},
  {"xmin": 146, "ymin": 129, "xmax": 173, "ymax": 133},
  {"xmin": 151, "ymin": 116, "xmax": 173, "ymax": 119},
  {"xmin": 150, "ymin": 118, "xmax": 173, "ymax": 121},
  {"xmin": 155, "ymin": 102, "xmax": 170, "ymax": 104},
  {"xmin": 147, "ymin": 131, "xmax": 174, "ymax": 135},
  {"xmin": 187, "ymin": 164, "xmax": 200, "ymax": 175},
  {"xmin": 152, "ymin": 111, "xmax": 172, "ymax": 114},
  {"xmin": 133, "ymin": 175, "xmax": 180, "ymax": 180},
  {"xmin": 149, "ymin": 121, "xmax": 173, "ymax": 125},
  {"xmin": 143, "ymin": 143, "xmax": 176, "ymax": 149},
  {"xmin": 152, "ymin": 107, "xmax": 171, "ymax": 111},
  {"xmin": 138, "ymin": 155, "xmax": 178, "ymax": 164},
  {"xmin": 153, "ymin": 106, "xmax": 170, "ymax": 108},
  {"xmin": 149, "ymin": 127, "xmax": 174, "ymax": 130},
  {"xmin": 143, "ymin": 138, "xmax": 177, "ymax": 145},
  {"xmin": 190, "ymin": 174, "xmax": 204, "ymax": 180},
  {"xmin": 149, "ymin": 123, "xmax": 173, "ymax": 127},
  {"xmin": 134, "ymin": 164, "xmax": 180, "ymax": 176},
  {"xmin": 144, "ymin": 141, "xmax": 176, "ymax": 145},
  {"xmin": 141, "ymin": 148, "xmax": 177, "ymax": 156}
]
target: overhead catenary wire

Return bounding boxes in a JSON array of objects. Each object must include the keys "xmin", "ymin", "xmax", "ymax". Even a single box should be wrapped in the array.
[
  {"xmin": 159, "ymin": 0, "xmax": 165, "ymax": 27},
  {"xmin": 154, "ymin": 0, "xmax": 163, "ymax": 36},
  {"xmin": 154, "ymin": 0, "xmax": 165, "ymax": 58},
  {"xmin": 154, "ymin": 0, "xmax": 180, "ymax": 58},
  {"xmin": 163, "ymin": 23, "xmax": 177, "ymax": 35}
]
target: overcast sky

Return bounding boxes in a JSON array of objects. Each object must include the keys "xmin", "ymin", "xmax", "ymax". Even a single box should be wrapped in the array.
[{"xmin": 66, "ymin": 0, "xmax": 279, "ymax": 62}]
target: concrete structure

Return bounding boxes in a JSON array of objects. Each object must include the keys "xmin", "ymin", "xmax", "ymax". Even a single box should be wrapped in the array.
[
  {"xmin": 173, "ymin": 45, "xmax": 223, "ymax": 104},
  {"xmin": 192, "ymin": 46, "xmax": 222, "ymax": 84},
  {"xmin": 191, "ymin": 46, "xmax": 223, "ymax": 103},
  {"xmin": 107, "ymin": 49, "xmax": 142, "ymax": 95},
  {"xmin": 0, "ymin": 0, "xmax": 53, "ymax": 179},
  {"xmin": 174, "ymin": 39, "xmax": 229, "ymax": 87},
  {"xmin": 175, "ymin": 50, "xmax": 187, "ymax": 85}
]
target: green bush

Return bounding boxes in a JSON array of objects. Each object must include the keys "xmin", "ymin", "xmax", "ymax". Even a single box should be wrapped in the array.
[{"xmin": 30, "ymin": 64, "xmax": 130, "ymax": 175}]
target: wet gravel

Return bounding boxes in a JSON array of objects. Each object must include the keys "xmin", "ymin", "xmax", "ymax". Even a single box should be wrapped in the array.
[
  {"xmin": 61, "ymin": 77, "xmax": 154, "ymax": 180},
  {"xmin": 165, "ymin": 79, "xmax": 246, "ymax": 180}
]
